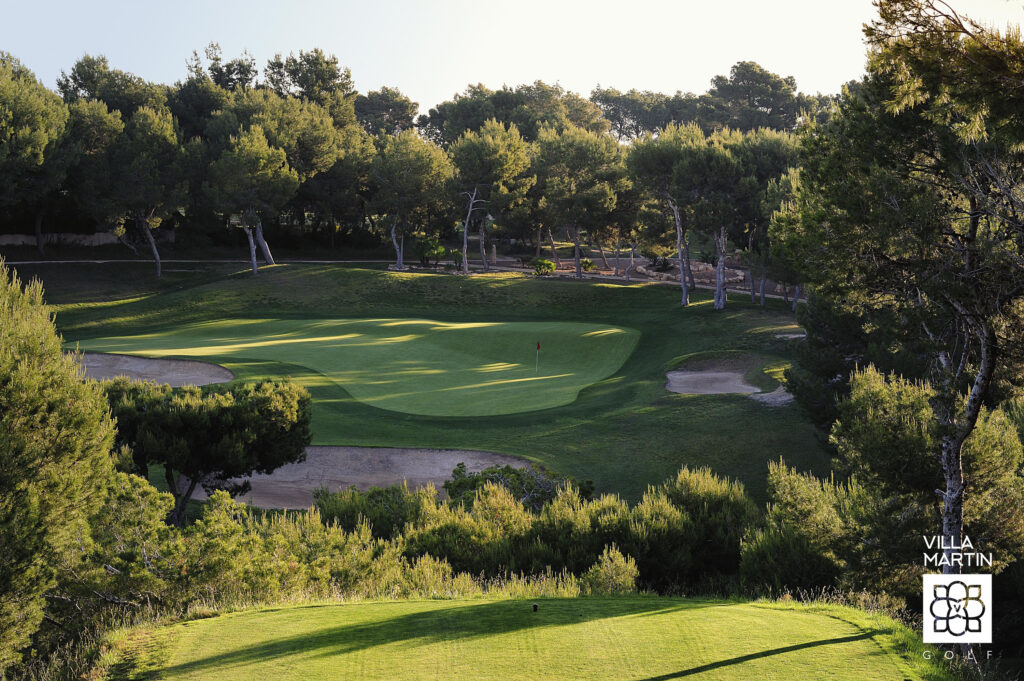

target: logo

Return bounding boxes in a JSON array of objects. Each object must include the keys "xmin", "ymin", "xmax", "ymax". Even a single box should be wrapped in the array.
[{"xmin": 923, "ymin": 574, "xmax": 992, "ymax": 644}]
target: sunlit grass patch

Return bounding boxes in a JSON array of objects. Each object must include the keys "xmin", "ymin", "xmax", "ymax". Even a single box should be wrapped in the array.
[{"xmin": 73, "ymin": 318, "xmax": 639, "ymax": 417}]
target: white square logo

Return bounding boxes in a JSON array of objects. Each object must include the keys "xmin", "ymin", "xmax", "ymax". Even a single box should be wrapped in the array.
[{"xmin": 923, "ymin": 574, "xmax": 992, "ymax": 644}]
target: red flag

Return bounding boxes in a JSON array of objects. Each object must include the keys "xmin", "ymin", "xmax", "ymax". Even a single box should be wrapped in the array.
[{"xmin": 536, "ymin": 342, "xmax": 541, "ymax": 351}]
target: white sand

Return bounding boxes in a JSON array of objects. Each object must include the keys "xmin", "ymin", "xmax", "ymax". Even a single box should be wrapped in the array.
[{"xmin": 79, "ymin": 352, "xmax": 233, "ymax": 387}]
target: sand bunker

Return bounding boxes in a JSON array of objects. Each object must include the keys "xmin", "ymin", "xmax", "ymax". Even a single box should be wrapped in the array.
[
  {"xmin": 665, "ymin": 366, "xmax": 795, "ymax": 406},
  {"xmin": 193, "ymin": 446, "xmax": 529, "ymax": 509},
  {"xmin": 665, "ymin": 370, "xmax": 760, "ymax": 395},
  {"xmin": 750, "ymin": 386, "xmax": 795, "ymax": 407},
  {"xmin": 79, "ymin": 352, "xmax": 233, "ymax": 387}
]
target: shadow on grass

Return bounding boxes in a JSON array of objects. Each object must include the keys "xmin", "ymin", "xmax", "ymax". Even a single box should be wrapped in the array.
[
  {"xmin": 153, "ymin": 599, "xmax": 714, "ymax": 678},
  {"xmin": 632, "ymin": 631, "xmax": 880, "ymax": 680}
]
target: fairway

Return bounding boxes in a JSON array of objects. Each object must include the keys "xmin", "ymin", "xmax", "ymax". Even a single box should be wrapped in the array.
[
  {"xmin": 105, "ymin": 598, "xmax": 944, "ymax": 681},
  {"xmin": 73, "ymin": 318, "xmax": 640, "ymax": 416}
]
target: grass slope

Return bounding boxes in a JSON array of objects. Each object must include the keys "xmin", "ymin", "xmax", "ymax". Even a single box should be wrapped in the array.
[
  {"xmin": 16, "ymin": 262, "xmax": 827, "ymax": 502},
  {"xmin": 101, "ymin": 598, "xmax": 953, "ymax": 681},
  {"xmin": 74, "ymin": 318, "xmax": 640, "ymax": 417}
]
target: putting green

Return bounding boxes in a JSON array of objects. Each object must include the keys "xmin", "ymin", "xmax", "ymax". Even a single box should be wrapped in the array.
[{"xmin": 73, "ymin": 318, "xmax": 640, "ymax": 417}]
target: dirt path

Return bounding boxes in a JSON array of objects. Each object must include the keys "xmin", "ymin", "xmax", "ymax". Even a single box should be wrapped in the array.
[
  {"xmin": 79, "ymin": 352, "xmax": 233, "ymax": 386},
  {"xmin": 192, "ymin": 446, "xmax": 529, "ymax": 509}
]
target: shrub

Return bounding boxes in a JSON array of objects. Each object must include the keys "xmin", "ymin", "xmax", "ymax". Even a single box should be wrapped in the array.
[
  {"xmin": 532, "ymin": 258, "xmax": 556, "ymax": 276},
  {"xmin": 622, "ymin": 490, "xmax": 695, "ymax": 591},
  {"xmin": 444, "ymin": 463, "xmax": 593, "ymax": 513},
  {"xmin": 528, "ymin": 488, "xmax": 630, "ymax": 574},
  {"xmin": 740, "ymin": 523, "xmax": 842, "ymax": 593},
  {"xmin": 404, "ymin": 483, "xmax": 535, "ymax": 574},
  {"xmin": 0, "ymin": 262, "xmax": 116, "ymax": 671},
  {"xmin": 656, "ymin": 466, "xmax": 760, "ymax": 581},
  {"xmin": 582, "ymin": 545, "xmax": 639, "ymax": 595},
  {"xmin": 580, "ymin": 258, "xmax": 596, "ymax": 272},
  {"xmin": 314, "ymin": 483, "xmax": 436, "ymax": 539},
  {"xmin": 413, "ymin": 235, "xmax": 446, "ymax": 265}
]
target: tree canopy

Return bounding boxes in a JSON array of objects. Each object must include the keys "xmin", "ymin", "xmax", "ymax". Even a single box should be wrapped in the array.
[{"xmin": 0, "ymin": 261, "xmax": 115, "ymax": 671}]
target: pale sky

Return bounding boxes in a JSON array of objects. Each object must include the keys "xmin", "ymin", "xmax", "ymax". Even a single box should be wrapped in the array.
[{"xmin": 2, "ymin": 0, "xmax": 1022, "ymax": 113}]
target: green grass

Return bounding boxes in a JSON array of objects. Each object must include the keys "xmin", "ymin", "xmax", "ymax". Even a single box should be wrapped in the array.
[
  {"xmin": 73, "ymin": 318, "xmax": 639, "ymax": 417},
  {"xmin": 99, "ymin": 597, "xmax": 955, "ymax": 681},
  {"xmin": 15, "ymin": 262, "xmax": 829, "ymax": 502}
]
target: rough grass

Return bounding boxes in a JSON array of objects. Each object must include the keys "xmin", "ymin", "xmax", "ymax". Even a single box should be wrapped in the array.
[
  {"xmin": 73, "ymin": 318, "xmax": 640, "ymax": 417},
  {"xmin": 16, "ymin": 262, "xmax": 829, "ymax": 502},
  {"xmin": 96, "ymin": 597, "xmax": 957, "ymax": 681}
]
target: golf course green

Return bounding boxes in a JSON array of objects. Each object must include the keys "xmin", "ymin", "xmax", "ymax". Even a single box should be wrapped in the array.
[
  {"xmin": 73, "ymin": 318, "xmax": 640, "ymax": 416},
  {"xmin": 100, "ymin": 598, "xmax": 950, "ymax": 681},
  {"xmin": 19, "ymin": 262, "xmax": 829, "ymax": 501}
]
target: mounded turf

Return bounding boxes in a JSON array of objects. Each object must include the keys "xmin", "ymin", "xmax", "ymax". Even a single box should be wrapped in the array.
[
  {"xmin": 73, "ymin": 318, "xmax": 640, "ymax": 417},
  {"xmin": 18, "ymin": 262, "xmax": 829, "ymax": 502},
  {"xmin": 102, "ymin": 598, "xmax": 952, "ymax": 681}
]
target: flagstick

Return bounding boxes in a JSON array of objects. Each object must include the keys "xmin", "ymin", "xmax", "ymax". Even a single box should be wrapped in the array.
[{"xmin": 536, "ymin": 348, "xmax": 539, "ymax": 373}]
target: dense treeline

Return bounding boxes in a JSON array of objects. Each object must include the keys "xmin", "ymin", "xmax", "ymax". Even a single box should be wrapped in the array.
[
  {"xmin": 770, "ymin": 0, "xmax": 1024, "ymax": 663},
  {"xmin": 0, "ymin": 47, "xmax": 821, "ymax": 306}
]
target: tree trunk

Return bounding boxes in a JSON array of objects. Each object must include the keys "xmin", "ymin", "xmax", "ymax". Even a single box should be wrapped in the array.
[
  {"xmin": 938, "ymin": 324, "xmax": 996, "ymax": 574},
  {"xmin": 749, "ymin": 269, "xmax": 757, "ymax": 303},
  {"xmin": 254, "ymin": 221, "xmax": 275, "ymax": 265},
  {"xmin": 613, "ymin": 234, "xmax": 622, "ymax": 277},
  {"xmin": 461, "ymin": 188, "xmax": 475, "ymax": 274},
  {"xmin": 243, "ymin": 226, "xmax": 258, "ymax": 274},
  {"xmin": 478, "ymin": 218, "xmax": 489, "ymax": 272},
  {"xmin": 782, "ymin": 284, "xmax": 790, "ymax": 304},
  {"xmin": 572, "ymin": 227, "xmax": 582, "ymax": 279},
  {"xmin": 626, "ymin": 244, "xmax": 635, "ymax": 282},
  {"xmin": 791, "ymin": 284, "xmax": 802, "ymax": 312},
  {"xmin": 682, "ymin": 239, "xmax": 695, "ymax": 290},
  {"xmin": 668, "ymin": 198, "xmax": 689, "ymax": 306},
  {"xmin": 170, "ymin": 475, "xmax": 198, "ymax": 527},
  {"xmin": 759, "ymin": 275, "xmax": 767, "ymax": 308},
  {"xmin": 547, "ymin": 227, "xmax": 561, "ymax": 267},
  {"xmin": 390, "ymin": 219, "xmax": 404, "ymax": 268},
  {"xmin": 535, "ymin": 227, "xmax": 542, "ymax": 259},
  {"xmin": 139, "ymin": 218, "xmax": 162, "ymax": 278},
  {"xmin": 33, "ymin": 209, "xmax": 45, "ymax": 256},
  {"xmin": 597, "ymin": 242, "xmax": 610, "ymax": 270},
  {"xmin": 713, "ymin": 226, "xmax": 727, "ymax": 310}
]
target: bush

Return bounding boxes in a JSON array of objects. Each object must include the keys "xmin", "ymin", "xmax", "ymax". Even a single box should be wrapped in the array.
[
  {"xmin": 650, "ymin": 256, "xmax": 672, "ymax": 272},
  {"xmin": 403, "ymin": 482, "xmax": 536, "ymax": 575},
  {"xmin": 582, "ymin": 545, "xmax": 638, "ymax": 595},
  {"xmin": 355, "ymin": 465, "xmax": 758, "ymax": 592},
  {"xmin": 655, "ymin": 466, "xmax": 760, "ymax": 581},
  {"xmin": 621, "ymin": 490, "xmax": 695, "ymax": 591},
  {"xmin": 0, "ymin": 262, "xmax": 116, "ymax": 671},
  {"xmin": 532, "ymin": 258, "xmax": 556, "ymax": 276},
  {"xmin": 314, "ymin": 483, "xmax": 436, "ymax": 539},
  {"xmin": 580, "ymin": 258, "xmax": 596, "ymax": 272},
  {"xmin": 413, "ymin": 235, "xmax": 446, "ymax": 265},
  {"xmin": 444, "ymin": 463, "xmax": 593, "ymax": 513},
  {"xmin": 740, "ymin": 523, "xmax": 842, "ymax": 593},
  {"xmin": 530, "ymin": 488, "xmax": 630, "ymax": 574}
]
